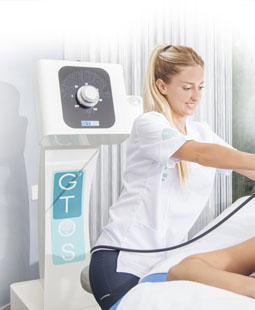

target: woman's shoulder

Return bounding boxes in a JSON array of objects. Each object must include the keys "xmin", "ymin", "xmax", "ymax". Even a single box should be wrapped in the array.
[
  {"xmin": 133, "ymin": 112, "xmax": 170, "ymax": 136},
  {"xmin": 137, "ymin": 111, "xmax": 165, "ymax": 120},
  {"xmin": 135, "ymin": 111, "xmax": 169, "ymax": 125}
]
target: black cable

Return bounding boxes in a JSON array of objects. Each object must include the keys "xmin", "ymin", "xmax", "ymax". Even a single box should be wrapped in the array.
[{"xmin": 90, "ymin": 193, "xmax": 255, "ymax": 254}]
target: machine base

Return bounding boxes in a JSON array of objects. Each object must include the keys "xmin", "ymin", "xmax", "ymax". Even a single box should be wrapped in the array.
[{"xmin": 10, "ymin": 280, "xmax": 100, "ymax": 310}]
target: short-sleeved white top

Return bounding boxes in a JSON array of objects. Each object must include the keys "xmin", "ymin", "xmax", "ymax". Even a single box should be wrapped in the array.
[{"xmin": 93, "ymin": 111, "xmax": 235, "ymax": 278}]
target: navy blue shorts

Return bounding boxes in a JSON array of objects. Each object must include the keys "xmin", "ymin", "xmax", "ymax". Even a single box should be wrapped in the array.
[{"xmin": 89, "ymin": 250, "xmax": 140, "ymax": 310}]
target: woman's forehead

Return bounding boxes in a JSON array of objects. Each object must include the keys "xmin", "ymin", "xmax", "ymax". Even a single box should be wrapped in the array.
[{"xmin": 173, "ymin": 66, "xmax": 204, "ymax": 84}]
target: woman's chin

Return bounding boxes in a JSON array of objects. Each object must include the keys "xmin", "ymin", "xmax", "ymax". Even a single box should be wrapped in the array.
[{"xmin": 185, "ymin": 109, "xmax": 196, "ymax": 116}]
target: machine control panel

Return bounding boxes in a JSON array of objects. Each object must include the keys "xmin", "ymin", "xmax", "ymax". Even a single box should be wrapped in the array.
[
  {"xmin": 58, "ymin": 66, "xmax": 115, "ymax": 128},
  {"xmin": 77, "ymin": 85, "xmax": 100, "ymax": 108}
]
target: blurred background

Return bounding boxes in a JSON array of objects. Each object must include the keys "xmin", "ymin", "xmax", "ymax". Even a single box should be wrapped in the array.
[{"xmin": 0, "ymin": 0, "xmax": 254, "ymax": 308}]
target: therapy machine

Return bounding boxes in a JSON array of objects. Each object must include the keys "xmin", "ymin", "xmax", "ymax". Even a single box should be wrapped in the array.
[
  {"xmin": 10, "ymin": 59, "xmax": 255, "ymax": 310},
  {"xmin": 10, "ymin": 59, "xmax": 142, "ymax": 310}
]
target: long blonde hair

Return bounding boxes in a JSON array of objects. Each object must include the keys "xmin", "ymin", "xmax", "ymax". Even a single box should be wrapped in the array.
[{"xmin": 142, "ymin": 43, "xmax": 204, "ymax": 189}]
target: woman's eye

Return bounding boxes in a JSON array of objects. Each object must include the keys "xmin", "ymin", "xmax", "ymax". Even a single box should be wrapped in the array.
[{"xmin": 183, "ymin": 86, "xmax": 205, "ymax": 91}]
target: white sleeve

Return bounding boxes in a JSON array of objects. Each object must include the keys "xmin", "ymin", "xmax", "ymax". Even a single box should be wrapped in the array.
[
  {"xmin": 135, "ymin": 112, "xmax": 193, "ymax": 168},
  {"xmin": 202, "ymin": 121, "xmax": 237, "ymax": 176}
]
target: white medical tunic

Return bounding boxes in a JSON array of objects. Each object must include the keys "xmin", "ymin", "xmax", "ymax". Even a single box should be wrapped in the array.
[{"xmin": 94, "ymin": 111, "xmax": 235, "ymax": 278}]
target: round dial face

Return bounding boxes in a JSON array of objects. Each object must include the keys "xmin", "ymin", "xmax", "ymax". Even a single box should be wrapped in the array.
[
  {"xmin": 58, "ymin": 66, "xmax": 115, "ymax": 129},
  {"xmin": 77, "ymin": 85, "xmax": 99, "ymax": 107}
]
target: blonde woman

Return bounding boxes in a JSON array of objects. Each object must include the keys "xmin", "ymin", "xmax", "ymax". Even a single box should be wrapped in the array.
[{"xmin": 89, "ymin": 43, "xmax": 255, "ymax": 310}]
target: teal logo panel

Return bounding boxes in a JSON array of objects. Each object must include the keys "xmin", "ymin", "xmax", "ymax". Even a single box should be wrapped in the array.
[
  {"xmin": 53, "ymin": 172, "xmax": 83, "ymax": 219},
  {"xmin": 51, "ymin": 170, "xmax": 86, "ymax": 265}
]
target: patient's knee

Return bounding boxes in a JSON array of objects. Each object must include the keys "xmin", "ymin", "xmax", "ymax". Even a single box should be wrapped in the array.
[
  {"xmin": 166, "ymin": 256, "xmax": 202, "ymax": 282},
  {"xmin": 167, "ymin": 264, "xmax": 180, "ymax": 281}
]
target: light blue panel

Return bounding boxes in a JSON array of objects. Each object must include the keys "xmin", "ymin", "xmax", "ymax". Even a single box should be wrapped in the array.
[
  {"xmin": 140, "ymin": 272, "xmax": 167, "ymax": 283},
  {"xmin": 162, "ymin": 128, "xmax": 178, "ymax": 140},
  {"xmin": 51, "ymin": 170, "xmax": 86, "ymax": 265}
]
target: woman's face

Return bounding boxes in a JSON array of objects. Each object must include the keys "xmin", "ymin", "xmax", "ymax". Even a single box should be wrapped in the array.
[{"xmin": 156, "ymin": 65, "xmax": 204, "ymax": 118}]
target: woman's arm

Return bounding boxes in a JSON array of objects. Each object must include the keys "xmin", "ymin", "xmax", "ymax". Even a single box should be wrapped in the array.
[
  {"xmin": 172, "ymin": 140, "xmax": 255, "ymax": 171},
  {"xmin": 167, "ymin": 238, "xmax": 255, "ymax": 299},
  {"xmin": 234, "ymin": 169, "xmax": 255, "ymax": 181}
]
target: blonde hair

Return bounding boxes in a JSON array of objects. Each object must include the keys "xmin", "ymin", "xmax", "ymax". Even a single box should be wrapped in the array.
[{"xmin": 142, "ymin": 43, "xmax": 204, "ymax": 189}]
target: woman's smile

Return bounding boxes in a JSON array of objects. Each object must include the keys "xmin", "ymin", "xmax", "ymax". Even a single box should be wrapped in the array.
[{"xmin": 186, "ymin": 102, "xmax": 197, "ymax": 109}]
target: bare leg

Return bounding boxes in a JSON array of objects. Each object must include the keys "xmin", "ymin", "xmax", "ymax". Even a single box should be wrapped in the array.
[{"xmin": 167, "ymin": 238, "xmax": 255, "ymax": 299}]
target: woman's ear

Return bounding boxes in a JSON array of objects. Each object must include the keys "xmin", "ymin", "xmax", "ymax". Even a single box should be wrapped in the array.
[{"xmin": 156, "ymin": 79, "xmax": 167, "ymax": 95}]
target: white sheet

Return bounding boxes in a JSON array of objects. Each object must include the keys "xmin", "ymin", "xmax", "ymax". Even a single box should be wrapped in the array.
[
  {"xmin": 117, "ymin": 195, "xmax": 255, "ymax": 309},
  {"xmin": 118, "ymin": 281, "xmax": 255, "ymax": 310}
]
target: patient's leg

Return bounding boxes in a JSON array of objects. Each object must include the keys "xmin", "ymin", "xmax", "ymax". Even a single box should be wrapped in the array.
[{"xmin": 166, "ymin": 237, "xmax": 255, "ymax": 299}]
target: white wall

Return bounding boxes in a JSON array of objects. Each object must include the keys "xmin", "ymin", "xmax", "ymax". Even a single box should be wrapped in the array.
[{"xmin": 0, "ymin": 1, "xmax": 63, "ymax": 307}]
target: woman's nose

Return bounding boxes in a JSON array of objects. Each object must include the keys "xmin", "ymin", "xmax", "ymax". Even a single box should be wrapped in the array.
[{"xmin": 191, "ymin": 88, "xmax": 201, "ymax": 101}]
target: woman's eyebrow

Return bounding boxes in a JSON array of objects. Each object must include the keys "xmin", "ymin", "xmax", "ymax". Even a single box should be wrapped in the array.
[{"xmin": 181, "ymin": 81, "xmax": 204, "ymax": 84}]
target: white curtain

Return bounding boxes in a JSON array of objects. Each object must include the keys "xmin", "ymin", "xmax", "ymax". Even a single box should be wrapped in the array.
[{"xmin": 63, "ymin": 0, "xmax": 234, "ymax": 244}]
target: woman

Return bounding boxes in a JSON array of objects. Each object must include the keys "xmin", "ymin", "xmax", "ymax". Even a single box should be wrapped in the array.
[
  {"xmin": 167, "ymin": 238, "xmax": 255, "ymax": 299},
  {"xmin": 89, "ymin": 43, "xmax": 255, "ymax": 310}
]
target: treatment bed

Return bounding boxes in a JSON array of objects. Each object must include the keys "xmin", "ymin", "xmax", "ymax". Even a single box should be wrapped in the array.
[{"xmin": 113, "ymin": 195, "xmax": 255, "ymax": 309}]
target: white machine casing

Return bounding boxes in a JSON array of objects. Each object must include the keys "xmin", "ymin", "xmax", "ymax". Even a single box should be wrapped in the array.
[
  {"xmin": 35, "ymin": 59, "xmax": 135, "ymax": 147},
  {"xmin": 10, "ymin": 59, "xmax": 143, "ymax": 310}
]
